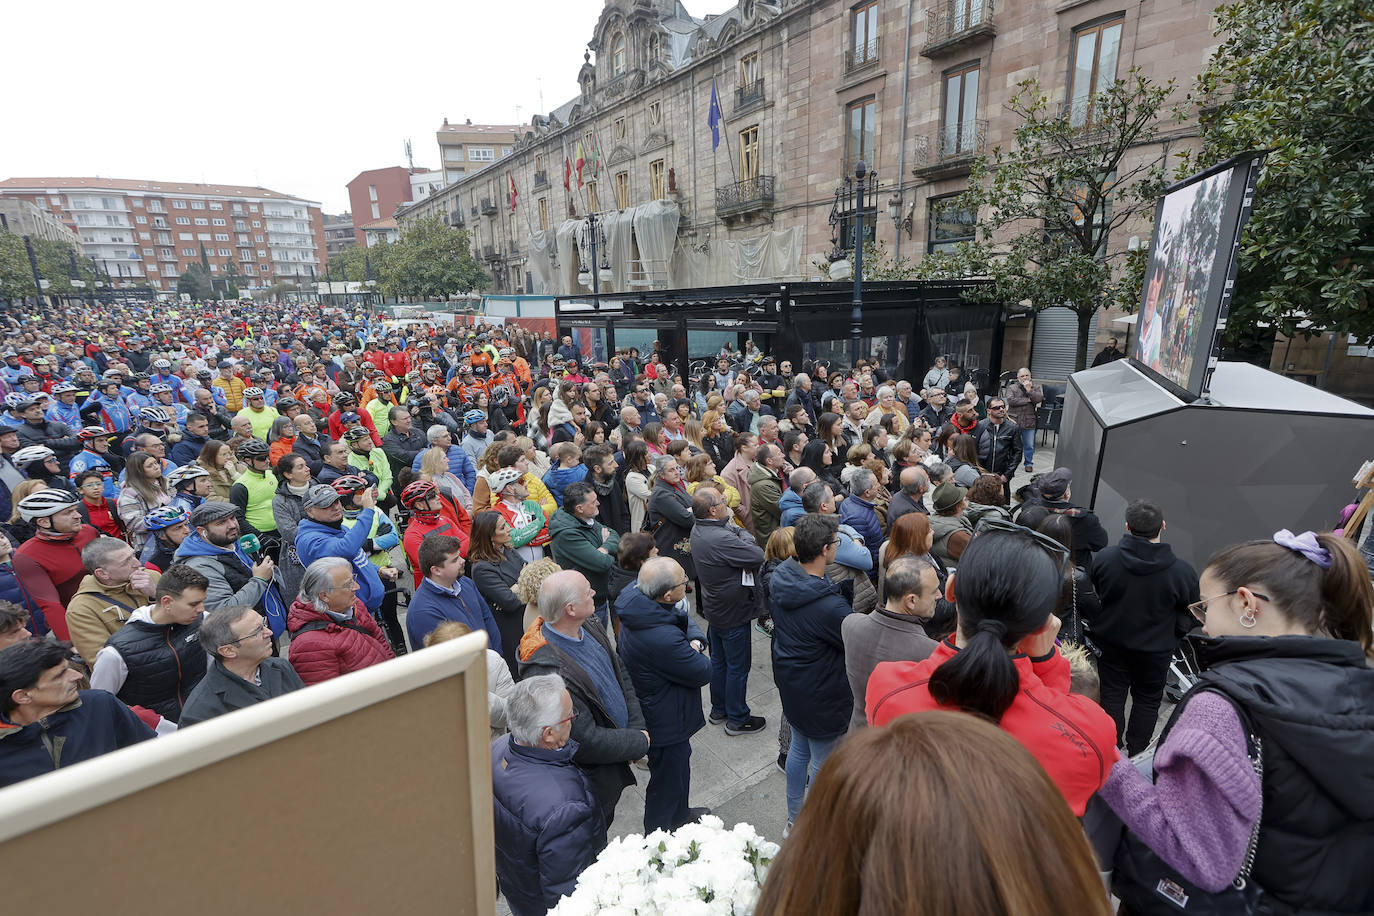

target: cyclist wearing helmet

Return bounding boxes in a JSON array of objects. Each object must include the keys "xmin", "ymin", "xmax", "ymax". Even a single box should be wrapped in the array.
[
  {"xmin": 124, "ymin": 373, "xmax": 155, "ymax": 414},
  {"xmin": 11, "ymin": 488, "xmax": 100, "ymax": 639},
  {"xmin": 46, "ymin": 382, "xmax": 83, "ymax": 430},
  {"xmin": 167, "ymin": 463, "xmax": 212, "ymax": 513},
  {"xmin": 140, "ymin": 505, "xmax": 193, "ymax": 572},
  {"xmin": 68, "ymin": 427, "xmax": 123, "ymax": 500},
  {"xmin": 326, "ymin": 392, "xmax": 381, "ymax": 447},
  {"xmin": 150, "ymin": 358, "xmax": 192, "ymax": 405},
  {"xmin": 228, "ymin": 438, "xmax": 278, "ymax": 549},
  {"xmin": 461, "ymin": 409, "xmax": 494, "ymax": 465},
  {"xmin": 150, "ymin": 383, "xmax": 191, "ymax": 427},
  {"xmin": 364, "ymin": 381, "xmax": 396, "ymax": 437},
  {"xmin": 82, "ymin": 376, "xmax": 133, "ymax": 437},
  {"xmin": 399, "ymin": 479, "xmax": 472, "ymax": 590},
  {"xmin": 240, "ymin": 387, "xmax": 279, "ymax": 441},
  {"xmin": 14, "ymin": 446, "xmax": 69, "ymax": 492}
]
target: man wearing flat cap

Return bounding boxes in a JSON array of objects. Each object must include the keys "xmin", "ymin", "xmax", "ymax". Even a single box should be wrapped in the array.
[
  {"xmin": 1031, "ymin": 468, "xmax": 1109, "ymax": 568},
  {"xmin": 174, "ymin": 501, "xmax": 288, "ymax": 638}
]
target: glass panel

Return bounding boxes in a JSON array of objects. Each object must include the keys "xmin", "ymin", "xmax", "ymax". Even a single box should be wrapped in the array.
[
  {"xmin": 804, "ymin": 335, "xmax": 906, "ymax": 376},
  {"xmin": 1069, "ymin": 30, "xmax": 1098, "ymax": 126},
  {"xmin": 688, "ymin": 330, "xmax": 743, "ymax": 361},
  {"xmin": 1096, "ymin": 22, "xmax": 1122, "ymax": 94},
  {"xmin": 943, "ymin": 76, "xmax": 962, "ymax": 153}
]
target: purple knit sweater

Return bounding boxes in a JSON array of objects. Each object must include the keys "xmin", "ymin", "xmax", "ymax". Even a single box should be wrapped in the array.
[{"xmin": 1098, "ymin": 691, "xmax": 1262, "ymax": 892}]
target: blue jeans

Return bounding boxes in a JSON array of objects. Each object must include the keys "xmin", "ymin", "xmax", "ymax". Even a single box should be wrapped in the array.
[
  {"xmin": 785, "ymin": 729, "xmax": 839, "ymax": 822},
  {"xmin": 707, "ymin": 622, "xmax": 752, "ymax": 724},
  {"xmin": 1020, "ymin": 426, "xmax": 1037, "ymax": 467}
]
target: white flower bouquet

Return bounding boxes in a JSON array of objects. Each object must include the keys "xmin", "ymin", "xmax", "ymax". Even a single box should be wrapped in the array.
[{"xmin": 549, "ymin": 815, "xmax": 779, "ymax": 916}]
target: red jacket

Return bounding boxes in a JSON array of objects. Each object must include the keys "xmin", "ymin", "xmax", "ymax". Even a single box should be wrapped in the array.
[
  {"xmin": 327, "ymin": 406, "xmax": 382, "ymax": 447},
  {"xmin": 11, "ymin": 526, "xmax": 101, "ymax": 640},
  {"xmin": 285, "ymin": 597, "xmax": 394, "ymax": 685},
  {"xmin": 402, "ymin": 496, "xmax": 472, "ymax": 589},
  {"xmin": 866, "ymin": 640, "xmax": 1118, "ymax": 815}
]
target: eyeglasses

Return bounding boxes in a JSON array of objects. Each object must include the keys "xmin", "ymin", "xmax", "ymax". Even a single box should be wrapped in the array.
[
  {"xmin": 989, "ymin": 404, "xmax": 1007, "ymax": 411},
  {"xmin": 545, "ymin": 711, "xmax": 579, "ymax": 729},
  {"xmin": 1187, "ymin": 590, "xmax": 1270, "ymax": 624},
  {"xmin": 223, "ymin": 620, "xmax": 269, "ymax": 644},
  {"xmin": 976, "ymin": 518, "xmax": 1071, "ymax": 576},
  {"xmin": 324, "ymin": 578, "xmax": 360, "ymax": 592}
]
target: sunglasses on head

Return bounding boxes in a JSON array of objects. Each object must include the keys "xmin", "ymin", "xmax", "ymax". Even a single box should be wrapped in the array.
[{"xmin": 976, "ymin": 518, "xmax": 1071, "ymax": 576}]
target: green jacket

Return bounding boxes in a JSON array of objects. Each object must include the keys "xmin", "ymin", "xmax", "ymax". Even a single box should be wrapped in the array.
[
  {"xmin": 747, "ymin": 462, "xmax": 784, "ymax": 547},
  {"xmin": 366, "ymin": 398, "xmax": 393, "ymax": 437},
  {"xmin": 548, "ymin": 508, "xmax": 621, "ymax": 603},
  {"xmin": 348, "ymin": 448, "xmax": 393, "ymax": 499}
]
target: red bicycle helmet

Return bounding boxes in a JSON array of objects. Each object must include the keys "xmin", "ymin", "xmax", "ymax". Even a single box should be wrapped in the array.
[{"xmin": 400, "ymin": 480, "xmax": 440, "ymax": 522}]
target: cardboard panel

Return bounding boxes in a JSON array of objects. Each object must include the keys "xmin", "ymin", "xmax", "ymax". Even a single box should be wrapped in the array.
[{"xmin": 0, "ymin": 635, "xmax": 495, "ymax": 916}]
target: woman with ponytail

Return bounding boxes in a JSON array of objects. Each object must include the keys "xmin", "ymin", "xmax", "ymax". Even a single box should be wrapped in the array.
[
  {"xmin": 1101, "ymin": 530, "xmax": 1374, "ymax": 913},
  {"xmin": 865, "ymin": 525, "xmax": 1118, "ymax": 815}
]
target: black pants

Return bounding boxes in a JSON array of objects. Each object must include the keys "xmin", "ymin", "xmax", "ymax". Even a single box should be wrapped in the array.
[
  {"xmin": 644, "ymin": 740, "xmax": 692, "ymax": 833},
  {"xmin": 1097, "ymin": 642, "xmax": 1173, "ymax": 755}
]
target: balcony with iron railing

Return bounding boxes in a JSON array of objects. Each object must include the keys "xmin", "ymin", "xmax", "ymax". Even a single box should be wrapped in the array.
[
  {"xmin": 922, "ymin": 1, "xmax": 996, "ymax": 57},
  {"xmin": 844, "ymin": 39, "xmax": 880, "ymax": 74},
  {"xmin": 481, "ymin": 244, "xmax": 497, "ymax": 261},
  {"xmin": 1058, "ymin": 97, "xmax": 1115, "ymax": 141},
  {"xmin": 912, "ymin": 119, "xmax": 988, "ymax": 179},
  {"xmin": 480, "ymin": 197, "xmax": 498, "ymax": 215},
  {"xmin": 449, "ymin": 209, "xmax": 465, "ymax": 228},
  {"xmin": 715, "ymin": 175, "xmax": 776, "ymax": 220},
  {"xmin": 533, "ymin": 170, "xmax": 549, "ymax": 190},
  {"xmin": 735, "ymin": 78, "xmax": 765, "ymax": 111}
]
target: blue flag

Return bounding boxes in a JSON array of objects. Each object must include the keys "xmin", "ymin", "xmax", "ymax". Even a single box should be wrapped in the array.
[{"xmin": 707, "ymin": 78, "xmax": 722, "ymax": 150}]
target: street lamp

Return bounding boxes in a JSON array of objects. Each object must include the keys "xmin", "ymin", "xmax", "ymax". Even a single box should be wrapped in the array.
[
  {"xmin": 365, "ymin": 254, "xmax": 378, "ymax": 310},
  {"xmin": 578, "ymin": 209, "xmax": 613, "ymax": 303},
  {"xmin": 23, "ymin": 236, "xmax": 44, "ymax": 312},
  {"xmin": 828, "ymin": 160, "xmax": 878, "ymax": 368}
]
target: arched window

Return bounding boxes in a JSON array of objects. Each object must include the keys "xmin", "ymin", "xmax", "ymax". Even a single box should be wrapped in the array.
[
  {"xmin": 612, "ymin": 33, "xmax": 627, "ymax": 76},
  {"xmin": 648, "ymin": 33, "xmax": 661, "ymax": 64}
]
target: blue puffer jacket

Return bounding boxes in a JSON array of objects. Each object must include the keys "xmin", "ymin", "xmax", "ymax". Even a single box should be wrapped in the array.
[
  {"xmin": 293, "ymin": 509, "xmax": 384, "ymax": 611},
  {"xmin": 838, "ymin": 494, "xmax": 882, "ymax": 575},
  {"xmin": 778, "ymin": 488, "xmax": 804, "ymax": 527},
  {"xmin": 491, "ymin": 735, "xmax": 607, "ymax": 916},
  {"xmin": 615, "ymin": 584, "xmax": 709, "ymax": 747},
  {"xmin": 769, "ymin": 557, "xmax": 854, "ymax": 740}
]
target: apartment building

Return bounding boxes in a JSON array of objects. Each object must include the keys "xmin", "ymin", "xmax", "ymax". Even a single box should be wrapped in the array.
[
  {"xmin": 0, "ymin": 177, "xmax": 325, "ymax": 291},
  {"xmin": 399, "ymin": 0, "xmax": 1218, "ymax": 373},
  {"xmin": 436, "ymin": 120, "xmax": 523, "ymax": 186},
  {"xmin": 323, "ymin": 213, "xmax": 356, "ymax": 261},
  {"xmin": 0, "ymin": 198, "xmax": 81, "ymax": 246}
]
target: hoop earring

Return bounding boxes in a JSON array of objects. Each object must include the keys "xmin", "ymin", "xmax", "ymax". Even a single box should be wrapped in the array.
[{"xmin": 1240, "ymin": 610, "xmax": 1258, "ymax": 629}]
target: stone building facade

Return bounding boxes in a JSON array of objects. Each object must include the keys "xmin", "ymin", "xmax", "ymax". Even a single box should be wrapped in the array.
[{"xmin": 400, "ymin": 0, "xmax": 1219, "ymax": 374}]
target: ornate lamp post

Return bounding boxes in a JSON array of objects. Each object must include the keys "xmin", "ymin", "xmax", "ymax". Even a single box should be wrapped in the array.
[
  {"xmin": 577, "ymin": 209, "xmax": 613, "ymax": 307},
  {"xmin": 827, "ymin": 160, "xmax": 878, "ymax": 368}
]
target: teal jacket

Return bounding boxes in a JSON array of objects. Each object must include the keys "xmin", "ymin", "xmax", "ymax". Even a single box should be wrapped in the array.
[{"xmin": 548, "ymin": 508, "xmax": 621, "ymax": 604}]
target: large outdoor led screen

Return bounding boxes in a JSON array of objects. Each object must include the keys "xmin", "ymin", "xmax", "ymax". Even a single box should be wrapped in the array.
[{"xmin": 1131, "ymin": 152, "xmax": 1263, "ymax": 400}]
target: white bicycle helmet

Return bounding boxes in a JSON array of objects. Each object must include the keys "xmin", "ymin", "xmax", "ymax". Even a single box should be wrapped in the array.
[
  {"xmin": 17, "ymin": 488, "xmax": 79, "ymax": 522},
  {"xmin": 13, "ymin": 445, "xmax": 56, "ymax": 466},
  {"xmin": 166, "ymin": 464, "xmax": 210, "ymax": 488}
]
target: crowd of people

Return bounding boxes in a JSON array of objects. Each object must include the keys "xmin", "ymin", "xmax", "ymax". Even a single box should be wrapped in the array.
[{"xmin": 0, "ymin": 298, "xmax": 1370, "ymax": 916}]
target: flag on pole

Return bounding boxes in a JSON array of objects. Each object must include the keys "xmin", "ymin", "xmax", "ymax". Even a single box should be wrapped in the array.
[
  {"xmin": 508, "ymin": 172, "xmax": 518, "ymax": 212},
  {"xmin": 590, "ymin": 142, "xmax": 601, "ymax": 180},
  {"xmin": 563, "ymin": 155, "xmax": 572, "ymax": 190},
  {"xmin": 707, "ymin": 78, "xmax": 722, "ymax": 150},
  {"xmin": 575, "ymin": 142, "xmax": 586, "ymax": 187}
]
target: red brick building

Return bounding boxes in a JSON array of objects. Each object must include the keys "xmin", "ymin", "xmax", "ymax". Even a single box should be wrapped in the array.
[
  {"xmin": 346, "ymin": 167, "xmax": 415, "ymax": 246},
  {"xmin": 0, "ymin": 177, "xmax": 324, "ymax": 293}
]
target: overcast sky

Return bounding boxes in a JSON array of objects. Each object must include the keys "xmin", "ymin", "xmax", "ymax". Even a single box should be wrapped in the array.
[{"xmin": 1, "ymin": 0, "xmax": 713, "ymax": 215}]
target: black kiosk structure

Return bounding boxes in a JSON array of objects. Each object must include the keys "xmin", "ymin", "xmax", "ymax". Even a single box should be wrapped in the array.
[
  {"xmin": 1058, "ymin": 151, "xmax": 1374, "ymax": 569},
  {"xmin": 554, "ymin": 279, "xmax": 1004, "ymax": 388}
]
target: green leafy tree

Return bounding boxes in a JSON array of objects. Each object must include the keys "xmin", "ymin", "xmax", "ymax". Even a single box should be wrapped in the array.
[
  {"xmin": 1184, "ymin": 0, "xmax": 1374, "ymax": 349},
  {"xmin": 887, "ymin": 71, "xmax": 1178, "ymax": 371},
  {"xmin": 378, "ymin": 217, "xmax": 488, "ymax": 301},
  {"xmin": 177, "ymin": 263, "xmax": 213, "ymax": 300}
]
